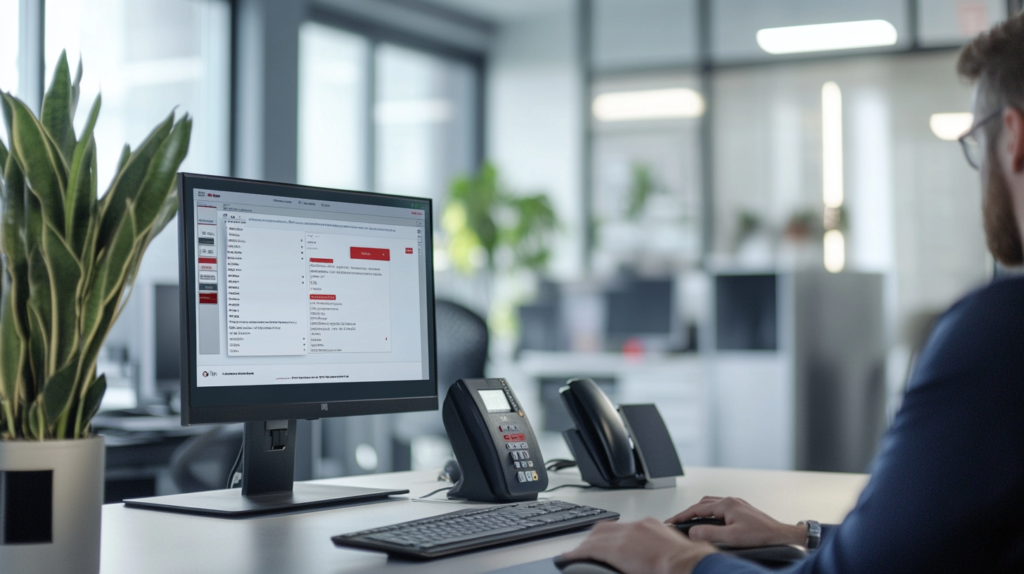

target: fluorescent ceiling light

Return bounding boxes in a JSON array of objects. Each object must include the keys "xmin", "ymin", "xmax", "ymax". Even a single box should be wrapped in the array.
[
  {"xmin": 929, "ymin": 112, "xmax": 974, "ymax": 141},
  {"xmin": 592, "ymin": 88, "xmax": 705, "ymax": 122},
  {"xmin": 757, "ymin": 20, "xmax": 898, "ymax": 55},
  {"xmin": 375, "ymin": 100, "xmax": 453, "ymax": 125},
  {"xmin": 822, "ymin": 82, "xmax": 844, "ymax": 209}
]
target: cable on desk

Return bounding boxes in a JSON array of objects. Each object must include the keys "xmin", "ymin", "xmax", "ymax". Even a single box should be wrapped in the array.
[
  {"xmin": 226, "ymin": 444, "xmax": 243, "ymax": 489},
  {"xmin": 419, "ymin": 486, "xmax": 454, "ymax": 499},
  {"xmin": 545, "ymin": 459, "xmax": 578, "ymax": 472},
  {"xmin": 544, "ymin": 483, "xmax": 592, "ymax": 493}
]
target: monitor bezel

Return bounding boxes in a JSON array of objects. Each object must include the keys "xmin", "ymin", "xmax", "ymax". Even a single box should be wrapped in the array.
[{"xmin": 177, "ymin": 173, "xmax": 438, "ymax": 425}]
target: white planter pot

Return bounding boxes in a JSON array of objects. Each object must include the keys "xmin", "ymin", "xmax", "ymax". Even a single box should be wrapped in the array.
[{"xmin": 0, "ymin": 436, "xmax": 104, "ymax": 574}]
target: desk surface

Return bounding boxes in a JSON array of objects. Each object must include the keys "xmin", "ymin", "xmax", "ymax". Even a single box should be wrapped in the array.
[{"xmin": 101, "ymin": 467, "xmax": 868, "ymax": 574}]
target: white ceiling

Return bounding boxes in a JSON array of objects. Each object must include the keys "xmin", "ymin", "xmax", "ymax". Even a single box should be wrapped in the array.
[{"xmin": 416, "ymin": 0, "xmax": 573, "ymax": 24}]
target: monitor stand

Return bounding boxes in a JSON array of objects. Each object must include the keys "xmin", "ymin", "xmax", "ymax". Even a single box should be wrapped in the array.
[{"xmin": 124, "ymin": 420, "xmax": 409, "ymax": 517}]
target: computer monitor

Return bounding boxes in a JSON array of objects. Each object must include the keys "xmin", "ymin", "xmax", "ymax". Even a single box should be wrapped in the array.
[
  {"xmin": 126, "ymin": 173, "xmax": 437, "ymax": 517},
  {"xmin": 604, "ymin": 278, "xmax": 683, "ymax": 353}
]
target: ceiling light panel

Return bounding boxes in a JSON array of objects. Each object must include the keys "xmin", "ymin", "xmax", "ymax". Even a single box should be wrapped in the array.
[
  {"xmin": 592, "ymin": 88, "xmax": 705, "ymax": 122},
  {"xmin": 756, "ymin": 19, "xmax": 899, "ymax": 54}
]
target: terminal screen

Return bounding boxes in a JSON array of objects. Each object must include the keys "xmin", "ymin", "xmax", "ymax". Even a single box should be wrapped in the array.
[
  {"xmin": 479, "ymin": 390, "xmax": 512, "ymax": 413},
  {"xmin": 190, "ymin": 188, "xmax": 429, "ymax": 388}
]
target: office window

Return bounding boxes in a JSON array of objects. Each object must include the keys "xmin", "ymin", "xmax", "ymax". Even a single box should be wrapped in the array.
[
  {"xmin": 590, "ymin": 75, "xmax": 704, "ymax": 274},
  {"xmin": 297, "ymin": 22, "xmax": 369, "ymax": 190},
  {"xmin": 297, "ymin": 21, "xmax": 481, "ymax": 216},
  {"xmin": 375, "ymin": 44, "xmax": 476, "ymax": 206},
  {"xmin": 45, "ymin": 0, "xmax": 231, "ymax": 189},
  {"xmin": 0, "ymin": 0, "xmax": 17, "ymax": 147}
]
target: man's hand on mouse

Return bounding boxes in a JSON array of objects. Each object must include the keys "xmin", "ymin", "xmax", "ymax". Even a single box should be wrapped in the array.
[
  {"xmin": 560, "ymin": 518, "xmax": 717, "ymax": 574},
  {"xmin": 668, "ymin": 496, "xmax": 807, "ymax": 548}
]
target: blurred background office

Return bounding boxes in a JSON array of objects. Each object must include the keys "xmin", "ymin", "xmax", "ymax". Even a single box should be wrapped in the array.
[{"xmin": 1, "ymin": 0, "xmax": 1015, "ymax": 499}]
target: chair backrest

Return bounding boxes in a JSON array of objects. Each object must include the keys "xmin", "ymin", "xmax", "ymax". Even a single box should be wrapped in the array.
[
  {"xmin": 435, "ymin": 299, "xmax": 489, "ymax": 395},
  {"xmin": 169, "ymin": 425, "xmax": 243, "ymax": 493}
]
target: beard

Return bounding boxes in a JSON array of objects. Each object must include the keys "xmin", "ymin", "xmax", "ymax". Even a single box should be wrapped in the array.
[{"xmin": 982, "ymin": 148, "xmax": 1024, "ymax": 266}]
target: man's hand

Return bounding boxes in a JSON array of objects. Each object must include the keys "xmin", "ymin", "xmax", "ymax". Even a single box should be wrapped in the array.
[
  {"xmin": 560, "ymin": 518, "xmax": 717, "ymax": 574},
  {"xmin": 667, "ymin": 496, "xmax": 807, "ymax": 548}
]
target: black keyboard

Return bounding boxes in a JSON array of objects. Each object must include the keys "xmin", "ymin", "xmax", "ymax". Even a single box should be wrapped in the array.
[{"xmin": 332, "ymin": 500, "xmax": 619, "ymax": 559}]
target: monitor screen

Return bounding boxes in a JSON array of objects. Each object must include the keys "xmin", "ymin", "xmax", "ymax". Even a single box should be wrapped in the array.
[
  {"xmin": 178, "ymin": 174, "xmax": 437, "ymax": 425},
  {"xmin": 606, "ymin": 279, "xmax": 673, "ymax": 337}
]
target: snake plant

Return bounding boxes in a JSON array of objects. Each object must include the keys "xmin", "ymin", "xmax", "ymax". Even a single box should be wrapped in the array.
[{"xmin": 0, "ymin": 51, "xmax": 191, "ymax": 440}]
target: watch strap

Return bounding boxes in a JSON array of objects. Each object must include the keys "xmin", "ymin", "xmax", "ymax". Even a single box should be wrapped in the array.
[{"xmin": 798, "ymin": 520, "xmax": 822, "ymax": 549}]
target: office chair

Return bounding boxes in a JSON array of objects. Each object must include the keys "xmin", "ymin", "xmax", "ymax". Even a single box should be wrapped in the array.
[
  {"xmin": 389, "ymin": 299, "xmax": 489, "ymax": 470},
  {"xmin": 169, "ymin": 425, "xmax": 244, "ymax": 492},
  {"xmin": 435, "ymin": 299, "xmax": 489, "ymax": 398}
]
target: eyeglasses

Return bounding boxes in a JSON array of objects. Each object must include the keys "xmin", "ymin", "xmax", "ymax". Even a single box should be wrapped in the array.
[{"xmin": 958, "ymin": 109, "xmax": 1003, "ymax": 170}]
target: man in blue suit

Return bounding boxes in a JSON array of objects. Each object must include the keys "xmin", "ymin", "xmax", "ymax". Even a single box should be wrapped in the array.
[{"xmin": 563, "ymin": 11, "xmax": 1024, "ymax": 574}]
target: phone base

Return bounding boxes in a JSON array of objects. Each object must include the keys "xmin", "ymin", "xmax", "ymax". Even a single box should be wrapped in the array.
[{"xmin": 564, "ymin": 430, "xmax": 645, "ymax": 489}]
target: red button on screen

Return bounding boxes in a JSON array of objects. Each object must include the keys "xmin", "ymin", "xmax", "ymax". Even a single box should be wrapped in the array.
[
  {"xmin": 199, "ymin": 293, "xmax": 218, "ymax": 304},
  {"xmin": 198, "ymin": 257, "xmax": 216, "ymax": 264},
  {"xmin": 350, "ymin": 247, "xmax": 390, "ymax": 261},
  {"xmin": 405, "ymin": 247, "xmax": 413, "ymax": 254}
]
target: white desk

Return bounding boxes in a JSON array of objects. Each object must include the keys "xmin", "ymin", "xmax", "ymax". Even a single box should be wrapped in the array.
[{"xmin": 100, "ymin": 467, "xmax": 868, "ymax": 574}]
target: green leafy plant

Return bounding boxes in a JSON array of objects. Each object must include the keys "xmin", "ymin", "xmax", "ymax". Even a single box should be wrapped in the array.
[
  {"xmin": 0, "ymin": 52, "xmax": 191, "ymax": 440},
  {"xmin": 626, "ymin": 162, "xmax": 661, "ymax": 220},
  {"xmin": 443, "ymin": 162, "xmax": 558, "ymax": 273}
]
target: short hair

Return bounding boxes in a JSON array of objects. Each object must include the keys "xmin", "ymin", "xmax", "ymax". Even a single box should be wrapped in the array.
[{"xmin": 958, "ymin": 11, "xmax": 1024, "ymax": 114}]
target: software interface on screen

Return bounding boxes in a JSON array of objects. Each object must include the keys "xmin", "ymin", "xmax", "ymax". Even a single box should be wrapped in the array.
[{"xmin": 191, "ymin": 188, "xmax": 429, "ymax": 388}]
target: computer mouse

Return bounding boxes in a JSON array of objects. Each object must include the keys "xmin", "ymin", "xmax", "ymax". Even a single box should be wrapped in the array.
[
  {"xmin": 553, "ymin": 556, "xmax": 622, "ymax": 574},
  {"xmin": 673, "ymin": 517, "xmax": 726, "ymax": 536}
]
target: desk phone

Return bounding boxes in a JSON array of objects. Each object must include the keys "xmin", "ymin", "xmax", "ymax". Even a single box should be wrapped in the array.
[{"xmin": 442, "ymin": 378, "xmax": 548, "ymax": 502}]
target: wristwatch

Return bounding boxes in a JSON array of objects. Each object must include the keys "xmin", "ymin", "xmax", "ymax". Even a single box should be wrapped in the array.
[{"xmin": 798, "ymin": 520, "xmax": 821, "ymax": 549}]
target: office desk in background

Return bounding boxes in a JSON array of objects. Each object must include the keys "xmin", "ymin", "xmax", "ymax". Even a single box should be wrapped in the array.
[
  {"xmin": 100, "ymin": 467, "xmax": 868, "ymax": 574},
  {"xmin": 94, "ymin": 412, "xmax": 208, "ymax": 502}
]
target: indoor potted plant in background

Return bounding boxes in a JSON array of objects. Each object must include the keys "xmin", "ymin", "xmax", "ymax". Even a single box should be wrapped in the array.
[
  {"xmin": 0, "ymin": 51, "xmax": 191, "ymax": 574},
  {"xmin": 442, "ymin": 162, "xmax": 558, "ymax": 345}
]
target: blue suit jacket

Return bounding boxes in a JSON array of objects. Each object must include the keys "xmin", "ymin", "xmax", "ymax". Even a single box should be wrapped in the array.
[{"xmin": 696, "ymin": 277, "xmax": 1024, "ymax": 573}]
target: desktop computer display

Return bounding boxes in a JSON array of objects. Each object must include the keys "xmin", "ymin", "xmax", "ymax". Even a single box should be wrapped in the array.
[{"xmin": 125, "ymin": 173, "xmax": 437, "ymax": 517}]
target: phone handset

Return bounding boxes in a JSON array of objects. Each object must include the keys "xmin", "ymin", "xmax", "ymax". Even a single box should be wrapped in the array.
[{"xmin": 560, "ymin": 378, "xmax": 684, "ymax": 489}]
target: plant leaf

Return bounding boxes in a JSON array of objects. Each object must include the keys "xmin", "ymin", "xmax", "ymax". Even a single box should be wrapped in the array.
[
  {"xmin": 114, "ymin": 143, "xmax": 130, "ymax": 177},
  {"xmin": 98, "ymin": 113, "xmax": 173, "ymax": 250},
  {"xmin": 41, "ymin": 362, "xmax": 76, "ymax": 431},
  {"xmin": 65, "ymin": 95, "xmax": 101, "ymax": 253},
  {"xmin": 148, "ymin": 187, "xmax": 179, "ymax": 244},
  {"xmin": 2, "ymin": 92, "xmax": 67, "ymax": 232},
  {"xmin": 26, "ymin": 251, "xmax": 51, "ymax": 390},
  {"xmin": 41, "ymin": 51, "xmax": 77, "ymax": 162},
  {"xmin": 77, "ymin": 374, "xmax": 105, "ymax": 438},
  {"xmin": 133, "ymin": 115, "xmax": 189, "ymax": 237},
  {"xmin": 24, "ymin": 400, "xmax": 40, "ymax": 439},
  {"xmin": 100, "ymin": 201, "xmax": 137, "ymax": 304},
  {"xmin": 70, "ymin": 58, "xmax": 83, "ymax": 125},
  {"xmin": 41, "ymin": 223, "xmax": 82, "ymax": 371},
  {"xmin": 2, "ymin": 150, "xmax": 31, "ymax": 339},
  {"xmin": 0, "ymin": 137, "xmax": 7, "ymax": 178},
  {"xmin": 0, "ymin": 287, "xmax": 24, "ymax": 408}
]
